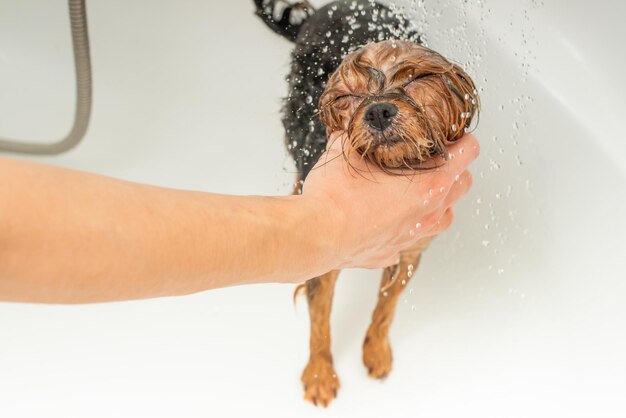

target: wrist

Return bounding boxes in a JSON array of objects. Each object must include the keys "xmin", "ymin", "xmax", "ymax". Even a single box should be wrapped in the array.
[{"xmin": 279, "ymin": 194, "xmax": 345, "ymax": 281}]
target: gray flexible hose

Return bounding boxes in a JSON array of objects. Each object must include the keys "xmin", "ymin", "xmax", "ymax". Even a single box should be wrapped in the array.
[{"xmin": 0, "ymin": 0, "xmax": 92, "ymax": 154}]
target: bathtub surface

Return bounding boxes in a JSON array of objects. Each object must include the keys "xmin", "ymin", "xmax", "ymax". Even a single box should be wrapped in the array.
[{"xmin": 0, "ymin": 0, "xmax": 625, "ymax": 417}]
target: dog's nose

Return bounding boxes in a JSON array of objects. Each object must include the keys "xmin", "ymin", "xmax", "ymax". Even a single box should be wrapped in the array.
[{"xmin": 363, "ymin": 103, "xmax": 398, "ymax": 131}]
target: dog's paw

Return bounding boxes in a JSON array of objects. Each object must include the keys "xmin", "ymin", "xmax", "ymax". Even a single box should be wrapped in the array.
[
  {"xmin": 301, "ymin": 356, "xmax": 340, "ymax": 407},
  {"xmin": 363, "ymin": 334, "xmax": 393, "ymax": 379}
]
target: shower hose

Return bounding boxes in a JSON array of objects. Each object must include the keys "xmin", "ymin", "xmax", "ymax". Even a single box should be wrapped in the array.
[{"xmin": 0, "ymin": 0, "xmax": 91, "ymax": 154}]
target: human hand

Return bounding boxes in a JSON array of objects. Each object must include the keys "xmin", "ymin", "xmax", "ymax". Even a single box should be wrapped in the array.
[{"xmin": 302, "ymin": 131, "xmax": 479, "ymax": 269}]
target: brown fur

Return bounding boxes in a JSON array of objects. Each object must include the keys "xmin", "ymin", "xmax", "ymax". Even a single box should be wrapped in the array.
[
  {"xmin": 318, "ymin": 40, "xmax": 478, "ymax": 172},
  {"xmin": 296, "ymin": 40, "xmax": 479, "ymax": 407},
  {"xmin": 300, "ymin": 271, "xmax": 340, "ymax": 407}
]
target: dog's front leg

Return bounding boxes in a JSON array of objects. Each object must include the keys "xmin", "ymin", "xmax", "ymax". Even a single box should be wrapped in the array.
[
  {"xmin": 363, "ymin": 248, "xmax": 425, "ymax": 379},
  {"xmin": 301, "ymin": 270, "xmax": 340, "ymax": 407}
]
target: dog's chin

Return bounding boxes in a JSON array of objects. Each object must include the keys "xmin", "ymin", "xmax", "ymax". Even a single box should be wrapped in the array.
[{"xmin": 358, "ymin": 132, "xmax": 429, "ymax": 170}]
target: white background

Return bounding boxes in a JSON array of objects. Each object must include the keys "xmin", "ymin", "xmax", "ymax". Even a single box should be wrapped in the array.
[{"xmin": 0, "ymin": 0, "xmax": 625, "ymax": 417}]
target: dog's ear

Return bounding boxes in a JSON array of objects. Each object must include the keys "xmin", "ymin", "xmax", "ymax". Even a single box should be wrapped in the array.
[
  {"xmin": 317, "ymin": 51, "xmax": 368, "ymax": 132},
  {"xmin": 318, "ymin": 81, "xmax": 346, "ymax": 132},
  {"xmin": 440, "ymin": 63, "xmax": 480, "ymax": 143},
  {"xmin": 398, "ymin": 47, "xmax": 480, "ymax": 148}
]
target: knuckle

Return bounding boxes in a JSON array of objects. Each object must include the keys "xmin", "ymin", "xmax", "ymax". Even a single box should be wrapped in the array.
[
  {"xmin": 473, "ymin": 139, "xmax": 481, "ymax": 157},
  {"xmin": 423, "ymin": 211, "xmax": 439, "ymax": 227},
  {"xmin": 464, "ymin": 171, "xmax": 473, "ymax": 188},
  {"xmin": 440, "ymin": 210, "xmax": 454, "ymax": 229},
  {"xmin": 463, "ymin": 134, "xmax": 480, "ymax": 158}
]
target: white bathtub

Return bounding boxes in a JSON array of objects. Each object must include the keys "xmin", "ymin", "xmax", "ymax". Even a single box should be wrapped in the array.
[{"xmin": 0, "ymin": 0, "xmax": 624, "ymax": 417}]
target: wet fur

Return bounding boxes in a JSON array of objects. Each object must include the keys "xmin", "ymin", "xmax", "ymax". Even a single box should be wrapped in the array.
[
  {"xmin": 254, "ymin": 0, "xmax": 479, "ymax": 407},
  {"xmin": 278, "ymin": 0, "xmax": 421, "ymax": 183}
]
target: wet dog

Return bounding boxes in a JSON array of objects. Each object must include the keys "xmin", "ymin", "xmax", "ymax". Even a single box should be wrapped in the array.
[{"xmin": 255, "ymin": 0, "xmax": 479, "ymax": 407}]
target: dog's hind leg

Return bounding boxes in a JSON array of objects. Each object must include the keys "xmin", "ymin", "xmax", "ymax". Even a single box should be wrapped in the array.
[
  {"xmin": 301, "ymin": 270, "xmax": 340, "ymax": 407},
  {"xmin": 362, "ymin": 247, "xmax": 426, "ymax": 379}
]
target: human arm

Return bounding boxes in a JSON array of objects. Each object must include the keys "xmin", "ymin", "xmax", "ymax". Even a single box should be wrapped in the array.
[{"xmin": 0, "ymin": 133, "xmax": 478, "ymax": 303}]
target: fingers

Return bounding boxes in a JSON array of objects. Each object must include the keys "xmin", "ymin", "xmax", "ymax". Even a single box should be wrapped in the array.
[
  {"xmin": 443, "ymin": 170, "xmax": 472, "ymax": 207},
  {"xmin": 431, "ymin": 133, "xmax": 480, "ymax": 180},
  {"xmin": 424, "ymin": 207, "xmax": 454, "ymax": 237},
  {"xmin": 361, "ymin": 203, "xmax": 456, "ymax": 269}
]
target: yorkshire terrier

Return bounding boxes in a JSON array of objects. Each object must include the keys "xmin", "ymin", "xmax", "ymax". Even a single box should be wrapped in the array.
[{"xmin": 255, "ymin": 0, "xmax": 479, "ymax": 407}]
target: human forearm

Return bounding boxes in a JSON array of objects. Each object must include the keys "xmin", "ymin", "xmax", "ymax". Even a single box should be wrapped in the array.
[
  {"xmin": 0, "ymin": 134, "xmax": 479, "ymax": 304},
  {"xmin": 0, "ymin": 158, "xmax": 334, "ymax": 303}
]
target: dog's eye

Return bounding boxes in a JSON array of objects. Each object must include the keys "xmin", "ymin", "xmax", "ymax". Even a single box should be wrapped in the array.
[
  {"xmin": 403, "ymin": 72, "xmax": 436, "ymax": 89},
  {"xmin": 332, "ymin": 94, "xmax": 360, "ymax": 105},
  {"xmin": 332, "ymin": 94, "xmax": 365, "ymax": 108}
]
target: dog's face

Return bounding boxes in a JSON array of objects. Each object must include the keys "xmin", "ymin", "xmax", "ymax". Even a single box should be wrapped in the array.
[{"xmin": 318, "ymin": 40, "xmax": 479, "ymax": 170}]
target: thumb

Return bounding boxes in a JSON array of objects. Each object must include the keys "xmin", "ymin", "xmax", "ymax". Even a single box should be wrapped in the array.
[
  {"xmin": 309, "ymin": 131, "xmax": 348, "ymax": 172},
  {"xmin": 324, "ymin": 130, "xmax": 347, "ymax": 154}
]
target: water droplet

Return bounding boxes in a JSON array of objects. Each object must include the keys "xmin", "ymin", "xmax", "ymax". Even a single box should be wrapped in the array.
[
  {"xmin": 451, "ymin": 124, "xmax": 457, "ymax": 131},
  {"xmin": 305, "ymin": 95, "xmax": 313, "ymax": 104},
  {"xmin": 428, "ymin": 189, "xmax": 434, "ymax": 196},
  {"xmin": 439, "ymin": 186, "xmax": 445, "ymax": 193},
  {"xmin": 411, "ymin": 305, "xmax": 417, "ymax": 312},
  {"xmin": 459, "ymin": 147, "xmax": 465, "ymax": 154},
  {"xmin": 464, "ymin": 93, "xmax": 470, "ymax": 100},
  {"xmin": 423, "ymin": 199, "xmax": 429, "ymax": 206},
  {"xmin": 455, "ymin": 174, "xmax": 460, "ymax": 181},
  {"xmin": 401, "ymin": 279, "xmax": 406, "ymax": 285},
  {"xmin": 482, "ymin": 240, "xmax": 490, "ymax": 247},
  {"xmin": 415, "ymin": 222, "xmax": 421, "ymax": 229}
]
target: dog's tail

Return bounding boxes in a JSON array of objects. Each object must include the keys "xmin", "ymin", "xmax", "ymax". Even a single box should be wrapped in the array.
[
  {"xmin": 293, "ymin": 283, "xmax": 307, "ymax": 306},
  {"xmin": 254, "ymin": 0, "xmax": 315, "ymax": 42}
]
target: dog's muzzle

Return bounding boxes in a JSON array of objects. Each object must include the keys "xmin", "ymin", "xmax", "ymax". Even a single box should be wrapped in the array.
[{"xmin": 363, "ymin": 102, "xmax": 398, "ymax": 131}]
